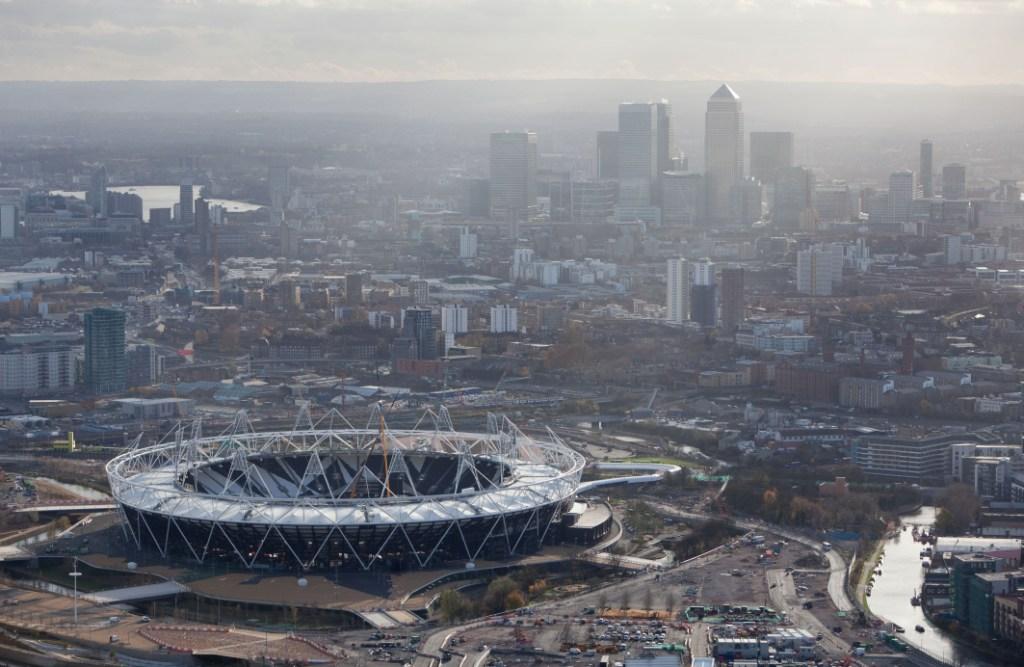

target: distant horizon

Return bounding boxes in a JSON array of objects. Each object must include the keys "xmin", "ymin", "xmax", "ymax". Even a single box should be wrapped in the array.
[
  {"xmin": 2, "ymin": 1, "xmax": 1021, "ymax": 86},
  {"xmin": 0, "ymin": 78, "xmax": 1022, "ymax": 91}
]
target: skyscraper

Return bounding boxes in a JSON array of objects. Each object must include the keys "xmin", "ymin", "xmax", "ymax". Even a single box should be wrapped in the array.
[
  {"xmin": 489, "ymin": 131, "xmax": 537, "ymax": 220},
  {"xmin": 195, "ymin": 197, "xmax": 211, "ymax": 257},
  {"xmin": 617, "ymin": 103, "xmax": 658, "ymax": 208},
  {"xmin": 774, "ymin": 167, "xmax": 816, "ymax": 229},
  {"xmin": 943, "ymin": 163, "xmax": 967, "ymax": 200},
  {"xmin": 617, "ymin": 101, "xmax": 672, "ymax": 208},
  {"xmin": 719, "ymin": 267, "xmax": 745, "ymax": 333},
  {"xmin": 889, "ymin": 170, "xmax": 916, "ymax": 224},
  {"xmin": 84, "ymin": 307, "xmax": 126, "ymax": 394},
  {"xmin": 750, "ymin": 132, "xmax": 794, "ymax": 185},
  {"xmin": 596, "ymin": 130, "xmax": 619, "ymax": 179},
  {"xmin": 268, "ymin": 162, "xmax": 291, "ymax": 224},
  {"xmin": 179, "ymin": 179, "xmax": 195, "ymax": 227},
  {"xmin": 920, "ymin": 140, "xmax": 934, "ymax": 198},
  {"xmin": 704, "ymin": 84, "xmax": 744, "ymax": 223},
  {"xmin": 666, "ymin": 258, "xmax": 690, "ymax": 324},
  {"xmin": 655, "ymin": 102, "xmax": 674, "ymax": 180},
  {"xmin": 88, "ymin": 166, "xmax": 109, "ymax": 218}
]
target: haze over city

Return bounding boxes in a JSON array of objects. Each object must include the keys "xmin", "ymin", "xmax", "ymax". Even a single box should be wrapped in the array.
[
  {"xmin": 0, "ymin": 2, "xmax": 1021, "ymax": 667},
  {"xmin": 1, "ymin": 0, "xmax": 1023, "ymax": 84}
]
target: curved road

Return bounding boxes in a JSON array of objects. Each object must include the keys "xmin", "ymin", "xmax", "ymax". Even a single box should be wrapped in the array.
[
  {"xmin": 415, "ymin": 506, "xmax": 853, "ymax": 667},
  {"xmin": 645, "ymin": 502, "xmax": 853, "ymax": 613}
]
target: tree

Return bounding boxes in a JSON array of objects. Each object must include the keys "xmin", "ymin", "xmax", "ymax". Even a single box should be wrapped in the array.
[
  {"xmin": 504, "ymin": 590, "xmax": 526, "ymax": 611},
  {"xmin": 527, "ymin": 579, "xmax": 548, "ymax": 598},
  {"xmin": 438, "ymin": 589, "xmax": 471, "ymax": 623},
  {"xmin": 935, "ymin": 483, "xmax": 980, "ymax": 535},
  {"xmin": 482, "ymin": 577, "xmax": 521, "ymax": 614}
]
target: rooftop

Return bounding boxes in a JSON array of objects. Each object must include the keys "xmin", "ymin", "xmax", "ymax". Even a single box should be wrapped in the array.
[{"xmin": 711, "ymin": 83, "xmax": 740, "ymax": 100}]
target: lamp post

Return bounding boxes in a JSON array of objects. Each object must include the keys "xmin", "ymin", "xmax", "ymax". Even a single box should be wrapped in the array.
[{"xmin": 68, "ymin": 559, "xmax": 82, "ymax": 627}]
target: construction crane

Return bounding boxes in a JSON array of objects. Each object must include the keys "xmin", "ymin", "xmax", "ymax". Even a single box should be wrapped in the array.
[
  {"xmin": 645, "ymin": 388, "xmax": 658, "ymax": 411},
  {"xmin": 379, "ymin": 403, "xmax": 392, "ymax": 498},
  {"xmin": 211, "ymin": 226, "xmax": 220, "ymax": 306},
  {"xmin": 629, "ymin": 388, "xmax": 659, "ymax": 420}
]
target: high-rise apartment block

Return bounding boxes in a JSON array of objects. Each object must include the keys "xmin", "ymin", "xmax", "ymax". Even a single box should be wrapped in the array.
[
  {"xmin": 490, "ymin": 305, "xmax": 518, "ymax": 334},
  {"xmin": 690, "ymin": 260, "xmax": 717, "ymax": 327},
  {"xmin": 84, "ymin": 307, "xmax": 127, "ymax": 394},
  {"xmin": 666, "ymin": 258, "xmax": 690, "ymax": 324},
  {"xmin": 88, "ymin": 166, "xmax": 109, "ymax": 218},
  {"xmin": 179, "ymin": 179, "xmax": 194, "ymax": 227},
  {"xmin": 401, "ymin": 308, "xmax": 437, "ymax": 360},
  {"xmin": 719, "ymin": 267, "xmax": 745, "ymax": 333},
  {"xmin": 440, "ymin": 304, "xmax": 469, "ymax": 334},
  {"xmin": 797, "ymin": 245, "xmax": 843, "ymax": 296},
  {"xmin": 458, "ymin": 227, "xmax": 478, "ymax": 258}
]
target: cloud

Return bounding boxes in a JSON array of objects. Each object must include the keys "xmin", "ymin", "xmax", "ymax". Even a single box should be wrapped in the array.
[{"xmin": 0, "ymin": 0, "xmax": 1019, "ymax": 83}]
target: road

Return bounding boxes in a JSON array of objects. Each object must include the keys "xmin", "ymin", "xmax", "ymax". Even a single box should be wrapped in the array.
[
  {"xmin": 414, "ymin": 539, "xmax": 731, "ymax": 667},
  {"xmin": 646, "ymin": 502, "xmax": 854, "ymax": 613},
  {"xmin": 688, "ymin": 621, "xmax": 709, "ymax": 659},
  {"xmin": 415, "ymin": 506, "xmax": 855, "ymax": 667},
  {"xmin": 766, "ymin": 567, "xmax": 849, "ymax": 656}
]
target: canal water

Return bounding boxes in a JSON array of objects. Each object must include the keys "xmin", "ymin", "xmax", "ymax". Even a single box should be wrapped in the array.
[{"xmin": 868, "ymin": 506, "xmax": 1000, "ymax": 666}]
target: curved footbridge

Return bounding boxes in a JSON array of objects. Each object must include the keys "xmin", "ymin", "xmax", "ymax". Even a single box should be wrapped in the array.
[{"xmin": 577, "ymin": 461, "xmax": 682, "ymax": 493}]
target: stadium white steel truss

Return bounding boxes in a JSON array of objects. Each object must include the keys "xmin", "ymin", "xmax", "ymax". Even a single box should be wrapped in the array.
[{"xmin": 106, "ymin": 405, "xmax": 585, "ymax": 571}]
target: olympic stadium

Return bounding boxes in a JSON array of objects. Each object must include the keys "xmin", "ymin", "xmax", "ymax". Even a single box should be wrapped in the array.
[{"xmin": 106, "ymin": 407, "xmax": 591, "ymax": 571}]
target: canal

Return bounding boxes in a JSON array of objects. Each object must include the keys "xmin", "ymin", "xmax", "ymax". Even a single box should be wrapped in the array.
[{"xmin": 868, "ymin": 506, "xmax": 1002, "ymax": 666}]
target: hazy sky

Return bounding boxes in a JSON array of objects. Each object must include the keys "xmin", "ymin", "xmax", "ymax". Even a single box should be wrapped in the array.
[{"xmin": 0, "ymin": 0, "xmax": 1020, "ymax": 85}]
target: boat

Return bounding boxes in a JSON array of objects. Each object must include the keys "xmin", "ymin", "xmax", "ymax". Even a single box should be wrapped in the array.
[
  {"xmin": 894, "ymin": 625, "xmax": 905, "ymax": 633},
  {"xmin": 915, "ymin": 625, "xmax": 925, "ymax": 633}
]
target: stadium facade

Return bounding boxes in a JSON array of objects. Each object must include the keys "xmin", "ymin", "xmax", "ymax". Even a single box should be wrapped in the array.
[{"xmin": 106, "ymin": 406, "xmax": 587, "ymax": 571}]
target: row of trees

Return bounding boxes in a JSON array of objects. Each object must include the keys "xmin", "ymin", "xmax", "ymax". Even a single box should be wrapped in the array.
[
  {"xmin": 437, "ymin": 573, "xmax": 548, "ymax": 623},
  {"xmin": 724, "ymin": 469, "xmax": 909, "ymax": 539}
]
